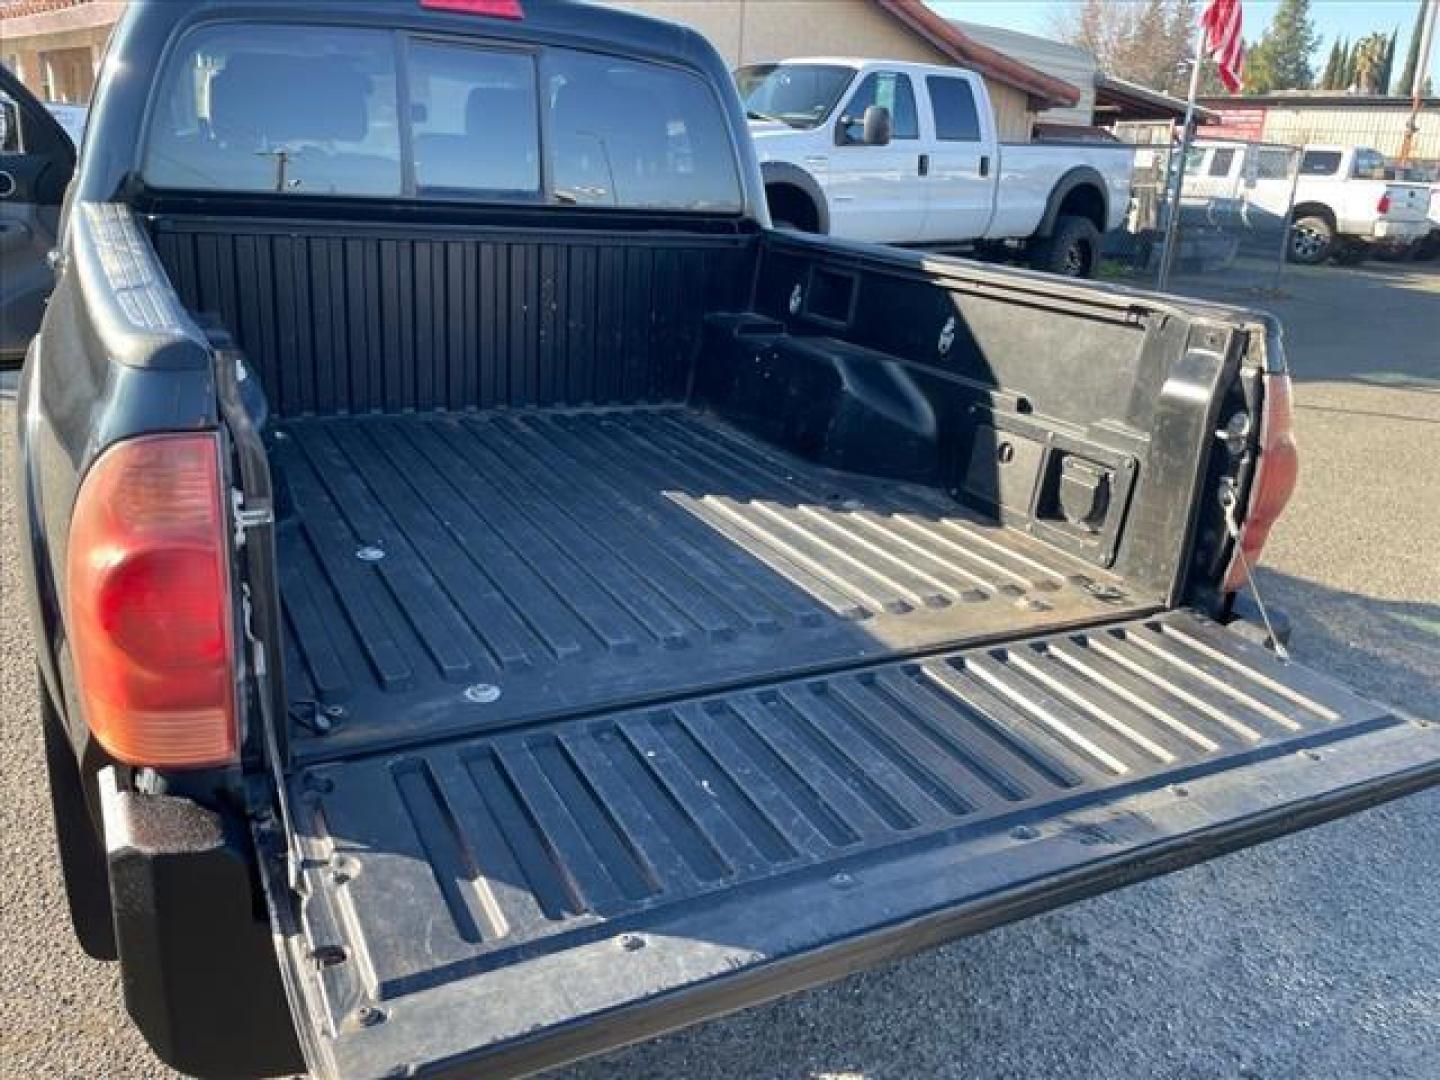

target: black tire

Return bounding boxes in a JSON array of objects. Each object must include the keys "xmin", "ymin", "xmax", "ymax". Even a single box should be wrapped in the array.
[
  {"xmin": 1288, "ymin": 214, "xmax": 1333, "ymax": 265},
  {"xmin": 1028, "ymin": 214, "xmax": 1101, "ymax": 278},
  {"xmin": 1330, "ymin": 240, "xmax": 1368, "ymax": 266},
  {"xmin": 40, "ymin": 673, "xmax": 117, "ymax": 960}
]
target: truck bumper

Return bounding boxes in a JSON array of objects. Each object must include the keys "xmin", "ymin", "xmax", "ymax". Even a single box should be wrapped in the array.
[
  {"xmin": 98, "ymin": 770, "xmax": 302, "ymax": 1079},
  {"xmin": 1370, "ymin": 220, "xmax": 1429, "ymax": 245}
]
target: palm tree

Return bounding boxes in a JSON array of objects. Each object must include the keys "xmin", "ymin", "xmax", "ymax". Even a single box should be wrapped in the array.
[{"xmin": 1350, "ymin": 32, "xmax": 1389, "ymax": 94}]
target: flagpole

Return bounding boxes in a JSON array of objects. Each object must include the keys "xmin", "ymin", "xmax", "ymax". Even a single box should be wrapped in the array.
[{"xmin": 1157, "ymin": 26, "xmax": 1206, "ymax": 291}]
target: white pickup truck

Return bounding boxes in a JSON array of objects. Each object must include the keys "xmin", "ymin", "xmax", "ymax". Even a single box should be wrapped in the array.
[
  {"xmin": 736, "ymin": 59, "xmax": 1133, "ymax": 277},
  {"xmin": 1182, "ymin": 141, "xmax": 1432, "ymax": 264}
]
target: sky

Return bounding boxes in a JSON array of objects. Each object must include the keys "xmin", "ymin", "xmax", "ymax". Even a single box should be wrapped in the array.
[{"xmin": 931, "ymin": 0, "xmax": 1440, "ymax": 85}]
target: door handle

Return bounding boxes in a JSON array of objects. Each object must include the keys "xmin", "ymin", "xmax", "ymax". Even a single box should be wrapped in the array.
[
  {"xmin": 979, "ymin": 155, "xmax": 990, "ymax": 178},
  {"xmin": 918, "ymin": 153, "xmax": 929, "ymax": 177}
]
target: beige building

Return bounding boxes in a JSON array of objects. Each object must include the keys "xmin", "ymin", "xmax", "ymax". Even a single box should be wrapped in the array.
[
  {"xmin": 1, "ymin": 0, "xmax": 127, "ymax": 103},
  {"xmin": 607, "ymin": 0, "xmax": 1079, "ymax": 140},
  {"xmin": 1, "ymin": 0, "xmax": 1080, "ymax": 142},
  {"xmin": 1201, "ymin": 94, "xmax": 1440, "ymax": 161}
]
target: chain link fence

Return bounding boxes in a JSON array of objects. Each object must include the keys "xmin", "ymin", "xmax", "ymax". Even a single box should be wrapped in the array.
[{"xmin": 1102, "ymin": 138, "xmax": 1307, "ymax": 296}]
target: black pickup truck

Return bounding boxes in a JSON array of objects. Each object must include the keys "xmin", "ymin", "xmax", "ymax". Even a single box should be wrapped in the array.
[{"xmin": 8, "ymin": 2, "xmax": 1439, "ymax": 1078}]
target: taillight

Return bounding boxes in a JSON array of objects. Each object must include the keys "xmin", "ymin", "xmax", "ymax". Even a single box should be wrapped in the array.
[
  {"xmin": 420, "ymin": 0, "xmax": 524, "ymax": 16},
  {"xmin": 1223, "ymin": 374, "xmax": 1299, "ymax": 593},
  {"xmin": 1377, "ymin": 192, "xmax": 1392, "ymax": 214},
  {"xmin": 66, "ymin": 433, "xmax": 237, "ymax": 768}
]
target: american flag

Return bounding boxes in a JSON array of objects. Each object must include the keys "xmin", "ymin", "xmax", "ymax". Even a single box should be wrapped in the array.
[{"xmin": 1200, "ymin": 0, "xmax": 1245, "ymax": 93}]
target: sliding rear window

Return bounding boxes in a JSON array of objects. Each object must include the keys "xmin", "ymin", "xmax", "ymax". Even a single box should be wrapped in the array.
[{"xmin": 141, "ymin": 22, "xmax": 742, "ymax": 212}]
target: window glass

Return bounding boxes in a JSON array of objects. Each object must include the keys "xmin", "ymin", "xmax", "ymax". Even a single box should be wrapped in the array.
[
  {"xmin": 735, "ymin": 63, "xmax": 854, "ymax": 130},
  {"xmin": 1299, "ymin": 149, "xmax": 1342, "ymax": 176},
  {"xmin": 1208, "ymin": 148, "xmax": 1236, "ymax": 176},
  {"xmin": 1184, "ymin": 147, "xmax": 1207, "ymax": 175},
  {"xmin": 409, "ymin": 42, "xmax": 538, "ymax": 195},
  {"xmin": 546, "ymin": 50, "xmax": 741, "ymax": 211},
  {"xmin": 927, "ymin": 76, "xmax": 981, "ymax": 142},
  {"xmin": 1351, "ymin": 148, "xmax": 1386, "ymax": 180},
  {"xmin": 144, "ymin": 25, "xmax": 401, "ymax": 196},
  {"xmin": 841, "ymin": 72, "xmax": 918, "ymax": 141},
  {"xmin": 1255, "ymin": 149, "xmax": 1293, "ymax": 180}
]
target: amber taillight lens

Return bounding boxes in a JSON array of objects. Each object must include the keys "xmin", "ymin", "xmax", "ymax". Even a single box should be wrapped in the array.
[
  {"xmin": 65, "ymin": 433, "xmax": 237, "ymax": 768},
  {"xmin": 1223, "ymin": 373, "xmax": 1299, "ymax": 594}
]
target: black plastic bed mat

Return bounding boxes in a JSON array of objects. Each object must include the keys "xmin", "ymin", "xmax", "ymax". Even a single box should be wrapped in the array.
[
  {"xmin": 266, "ymin": 609, "xmax": 1440, "ymax": 1080},
  {"xmin": 271, "ymin": 406, "xmax": 1151, "ymax": 760}
]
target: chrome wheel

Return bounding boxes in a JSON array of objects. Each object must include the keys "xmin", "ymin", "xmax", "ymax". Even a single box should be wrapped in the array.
[
  {"xmin": 1288, "ymin": 216, "xmax": 1333, "ymax": 264},
  {"xmin": 1291, "ymin": 226, "xmax": 1324, "ymax": 261}
]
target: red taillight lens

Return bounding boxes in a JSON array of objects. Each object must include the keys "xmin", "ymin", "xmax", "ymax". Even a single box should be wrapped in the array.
[
  {"xmin": 66, "ymin": 433, "xmax": 237, "ymax": 768},
  {"xmin": 1377, "ymin": 193, "xmax": 1392, "ymax": 214},
  {"xmin": 1223, "ymin": 374, "xmax": 1299, "ymax": 593},
  {"xmin": 420, "ymin": 0, "xmax": 524, "ymax": 17}
]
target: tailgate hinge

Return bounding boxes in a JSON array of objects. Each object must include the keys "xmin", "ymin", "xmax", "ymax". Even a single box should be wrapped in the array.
[{"xmin": 231, "ymin": 490, "xmax": 274, "ymax": 544}]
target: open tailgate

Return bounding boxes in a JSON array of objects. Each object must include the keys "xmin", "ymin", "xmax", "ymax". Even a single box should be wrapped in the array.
[{"xmin": 259, "ymin": 611, "xmax": 1440, "ymax": 1080}]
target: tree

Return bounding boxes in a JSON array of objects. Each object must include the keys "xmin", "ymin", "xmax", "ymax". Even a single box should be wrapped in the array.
[
  {"xmin": 1320, "ymin": 38, "xmax": 1343, "ymax": 89},
  {"xmin": 1166, "ymin": 0, "xmax": 1201, "ymax": 93},
  {"xmin": 1050, "ymin": 0, "xmax": 1203, "ymax": 95},
  {"xmin": 1244, "ymin": 0, "xmax": 1322, "ymax": 92},
  {"xmin": 1397, "ymin": 0, "xmax": 1427, "ymax": 95},
  {"xmin": 1351, "ymin": 32, "xmax": 1390, "ymax": 94},
  {"xmin": 1379, "ymin": 28, "xmax": 1398, "ymax": 94}
]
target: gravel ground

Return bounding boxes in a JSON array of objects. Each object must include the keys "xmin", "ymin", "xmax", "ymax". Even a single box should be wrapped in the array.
[{"xmin": 2, "ymin": 261, "xmax": 1437, "ymax": 1080}]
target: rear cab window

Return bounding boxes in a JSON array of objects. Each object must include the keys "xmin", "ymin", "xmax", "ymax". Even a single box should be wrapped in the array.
[
  {"xmin": 1208, "ymin": 148, "xmax": 1236, "ymax": 177},
  {"xmin": 1350, "ymin": 149, "xmax": 1387, "ymax": 181},
  {"xmin": 141, "ymin": 21, "xmax": 742, "ymax": 213},
  {"xmin": 926, "ymin": 76, "xmax": 981, "ymax": 142},
  {"xmin": 1299, "ymin": 150, "xmax": 1342, "ymax": 177},
  {"xmin": 408, "ymin": 42, "xmax": 540, "ymax": 197}
]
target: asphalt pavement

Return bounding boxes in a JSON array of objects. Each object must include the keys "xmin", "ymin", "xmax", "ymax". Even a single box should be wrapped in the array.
[{"xmin": 3, "ymin": 260, "xmax": 1438, "ymax": 1080}]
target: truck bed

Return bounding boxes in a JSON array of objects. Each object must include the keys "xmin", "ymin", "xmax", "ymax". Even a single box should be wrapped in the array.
[{"xmin": 271, "ymin": 407, "xmax": 1153, "ymax": 758}]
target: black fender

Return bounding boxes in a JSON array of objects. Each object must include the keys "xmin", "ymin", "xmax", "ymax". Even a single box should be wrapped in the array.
[
  {"xmin": 760, "ymin": 161, "xmax": 831, "ymax": 234},
  {"xmin": 15, "ymin": 339, "xmax": 69, "ymax": 741},
  {"xmin": 1035, "ymin": 166, "xmax": 1109, "ymax": 239}
]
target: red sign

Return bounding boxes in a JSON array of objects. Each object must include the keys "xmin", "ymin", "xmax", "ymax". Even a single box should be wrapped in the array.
[{"xmin": 1202, "ymin": 105, "xmax": 1267, "ymax": 141}]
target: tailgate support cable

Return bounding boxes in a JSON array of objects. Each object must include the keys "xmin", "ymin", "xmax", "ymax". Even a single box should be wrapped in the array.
[
  {"xmin": 214, "ymin": 342, "xmax": 303, "ymax": 889},
  {"xmin": 1221, "ymin": 486, "xmax": 1290, "ymax": 661}
]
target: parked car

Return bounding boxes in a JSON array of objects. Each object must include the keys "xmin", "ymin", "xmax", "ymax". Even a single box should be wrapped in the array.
[
  {"xmin": 9, "ymin": 4, "xmax": 1440, "ymax": 1079},
  {"xmin": 1182, "ymin": 140, "xmax": 1432, "ymax": 264},
  {"xmin": 0, "ymin": 83, "xmax": 75, "ymax": 365},
  {"xmin": 736, "ymin": 58, "xmax": 1133, "ymax": 277}
]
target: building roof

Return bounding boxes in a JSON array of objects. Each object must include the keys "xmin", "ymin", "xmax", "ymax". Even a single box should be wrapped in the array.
[
  {"xmin": 0, "ymin": 0, "xmax": 88, "ymax": 14},
  {"xmin": 1097, "ymin": 74, "xmax": 1220, "ymax": 123},
  {"xmin": 0, "ymin": 0, "xmax": 125, "ymax": 33},
  {"xmin": 950, "ymin": 18, "xmax": 1095, "ymax": 124},
  {"xmin": 1198, "ymin": 93, "xmax": 1440, "ymax": 110},
  {"xmin": 873, "ymin": 0, "xmax": 1080, "ymax": 109}
]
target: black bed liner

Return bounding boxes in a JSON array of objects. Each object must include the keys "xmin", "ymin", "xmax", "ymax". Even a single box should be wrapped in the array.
[
  {"xmin": 268, "ymin": 608, "xmax": 1439, "ymax": 1080},
  {"xmin": 271, "ymin": 407, "xmax": 1152, "ymax": 759}
]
